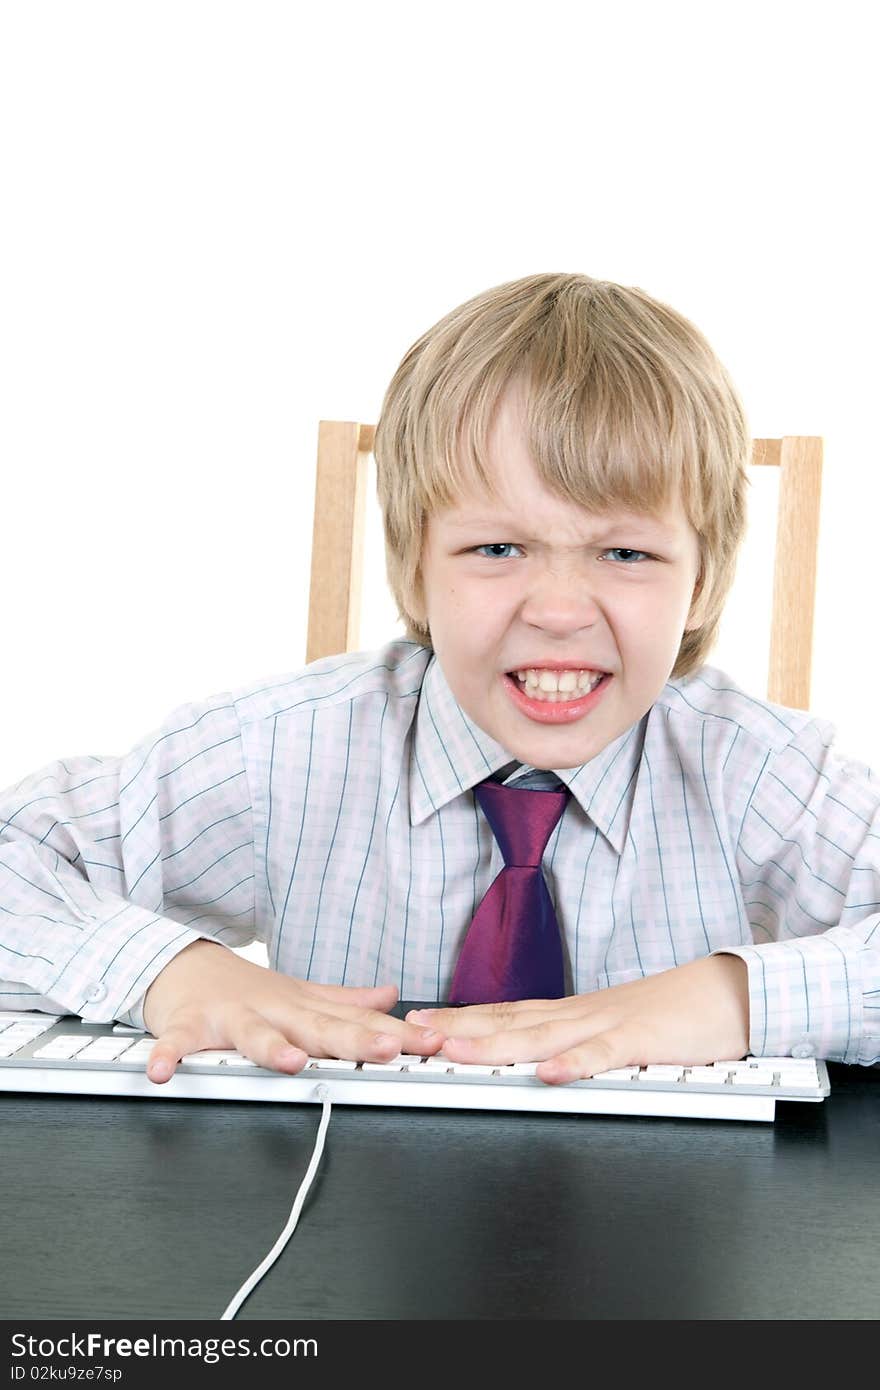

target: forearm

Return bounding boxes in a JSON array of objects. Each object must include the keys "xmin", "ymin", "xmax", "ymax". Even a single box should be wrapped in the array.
[
  {"xmin": 1, "ymin": 782, "xmax": 222, "ymax": 1027},
  {"xmin": 716, "ymin": 917, "xmax": 880, "ymax": 1066},
  {"xmin": 0, "ymin": 836, "xmax": 210, "ymax": 1025},
  {"xmin": 1, "ymin": 693, "xmax": 258, "ymax": 1026}
]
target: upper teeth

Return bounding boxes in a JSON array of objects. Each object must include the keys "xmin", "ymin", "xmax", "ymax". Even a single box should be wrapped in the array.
[{"xmin": 513, "ymin": 669, "xmax": 604, "ymax": 693}]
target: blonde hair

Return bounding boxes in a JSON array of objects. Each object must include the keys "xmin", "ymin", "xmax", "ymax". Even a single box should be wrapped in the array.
[{"xmin": 373, "ymin": 272, "xmax": 750, "ymax": 677}]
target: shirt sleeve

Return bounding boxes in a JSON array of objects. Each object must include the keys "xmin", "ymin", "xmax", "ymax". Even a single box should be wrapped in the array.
[
  {"xmin": 720, "ymin": 718, "xmax": 880, "ymax": 1065},
  {"xmin": 0, "ymin": 689, "xmax": 257, "ymax": 1028}
]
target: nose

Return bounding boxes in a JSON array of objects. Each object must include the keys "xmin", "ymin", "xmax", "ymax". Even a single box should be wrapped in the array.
[{"xmin": 519, "ymin": 562, "xmax": 602, "ymax": 635}]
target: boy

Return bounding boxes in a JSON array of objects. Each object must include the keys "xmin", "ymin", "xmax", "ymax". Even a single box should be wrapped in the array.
[{"xmin": 1, "ymin": 273, "xmax": 877, "ymax": 1084}]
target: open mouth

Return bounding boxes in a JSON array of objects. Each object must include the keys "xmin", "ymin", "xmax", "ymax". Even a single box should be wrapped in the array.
[
  {"xmin": 506, "ymin": 668, "xmax": 608, "ymax": 703},
  {"xmin": 502, "ymin": 668, "xmax": 612, "ymax": 724}
]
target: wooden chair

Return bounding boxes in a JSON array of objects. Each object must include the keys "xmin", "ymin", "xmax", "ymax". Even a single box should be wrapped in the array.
[{"xmin": 307, "ymin": 423, "xmax": 823, "ymax": 709}]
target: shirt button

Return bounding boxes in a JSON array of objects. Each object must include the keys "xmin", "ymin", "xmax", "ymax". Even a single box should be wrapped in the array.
[
  {"xmin": 791, "ymin": 1038, "xmax": 815, "ymax": 1059},
  {"xmin": 84, "ymin": 981, "xmax": 108, "ymax": 1004}
]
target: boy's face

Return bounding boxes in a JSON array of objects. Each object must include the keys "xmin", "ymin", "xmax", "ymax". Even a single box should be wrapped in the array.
[{"xmin": 414, "ymin": 385, "xmax": 704, "ymax": 770}]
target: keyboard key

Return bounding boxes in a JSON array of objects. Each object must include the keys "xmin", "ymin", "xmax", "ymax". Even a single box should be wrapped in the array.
[
  {"xmin": 33, "ymin": 1035, "xmax": 96, "ymax": 1060},
  {"xmin": 180, "ymin": 1051, "xmax": 241, "ymax": 1066},
  {"xmin": 446, "ymin": 1063, "xmax": 499, "ymax": 1075},
  {"xmin": 775, "ymin": 1070, "xmax": 818, "ymax": 1088},
  {"xmin": 77, "ymin": 1039, "xmax": 136, "ymax": 1061},
  {"xmin": 2, "ymin": 1022, "xmax": 56, "ymax": 1039},
  {"xmin": 0, "ymin": 1011, "xmax": 62, "ymax": 1025},
  {"xmin": 684, "ymin": 1067, "xmax": 725, "ymax": 1084},
  {"xmin": 360, "ymin": 1054, "xmax": 429, "ymax": 1070}
]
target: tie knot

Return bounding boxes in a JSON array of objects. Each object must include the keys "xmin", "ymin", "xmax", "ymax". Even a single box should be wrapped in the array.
[{"xmin": 474, "ymin": 779, "xmax": 569, "ymax": 868}]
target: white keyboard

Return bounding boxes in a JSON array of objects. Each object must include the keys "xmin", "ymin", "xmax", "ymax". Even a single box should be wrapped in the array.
[{"xmin": 0, "ymin": 1010, "xmax": 830, "ymax": 1122}]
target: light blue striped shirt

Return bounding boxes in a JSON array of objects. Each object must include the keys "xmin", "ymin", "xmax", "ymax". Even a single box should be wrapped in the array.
[{"xmin": 1, "ymin": 639, "xmax": 878, "ymax": 1064}]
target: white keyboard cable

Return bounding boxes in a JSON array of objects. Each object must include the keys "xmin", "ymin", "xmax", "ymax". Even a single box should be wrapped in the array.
[{"xmin": 220, "ymin": 1083, "xmax": 332, "ymax": 1320}]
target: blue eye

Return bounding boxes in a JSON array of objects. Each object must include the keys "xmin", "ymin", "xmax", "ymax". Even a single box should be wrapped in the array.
[
  {"xmin": 474, "ymin": 543, "xmax": 523, "ymax": 559},
  {"xmin": 470, "ymin": 543, "xmax": 652, "ymax": 563},
  {"xmin": 603, "ymin": 548, "xmax": 650, "ymax": 563}
]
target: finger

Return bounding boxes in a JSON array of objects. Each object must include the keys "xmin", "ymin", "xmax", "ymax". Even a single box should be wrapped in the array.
[
  {"xmin": 440, "ymin": 1014, "xmax": 609, "ymax": 1065},
  {"xmin": 410, "ymin": 998, "xmax": 577, "ymax": 1039},
  {"xmin": 298, "ymin": 980, "xmax": 399, "ymax": 1009},
  {"xmin": 147, "ymin": 1022, "xmax": 210, "ymax": 1083},
  {"xmin": 536, "ymin": 1025, "xmax": 637, "ymax": 1085},
  {"xmin": 266, "ymin": 998, "xmax": 445, "ymax": 1055},
  {"xmin": 285, "ymin": 992, "xmax": 411, "ymax": 1029},
  {"xmin": 273, "ymin": 1006, "xmax": 444, "ymax": 1062},
  {"xmin": 222, "ymin": 1013, "xmax": 314, "ymax": 1074}
]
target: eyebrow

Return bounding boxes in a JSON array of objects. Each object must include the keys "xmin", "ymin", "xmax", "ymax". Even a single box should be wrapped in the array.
[{"xmin": 441, "ymin": 514, "xmax": 679, "ymax": 541}]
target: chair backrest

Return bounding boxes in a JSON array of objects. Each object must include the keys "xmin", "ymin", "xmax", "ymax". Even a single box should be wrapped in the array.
[{"xmin": 307, "ymin": 423, "xmax": 823, "ymax": 709}]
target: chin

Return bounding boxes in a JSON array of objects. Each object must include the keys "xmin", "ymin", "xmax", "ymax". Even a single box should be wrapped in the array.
[{"xmin": 508, "ymin": 732, "xmax": 601, "ymax": 770}]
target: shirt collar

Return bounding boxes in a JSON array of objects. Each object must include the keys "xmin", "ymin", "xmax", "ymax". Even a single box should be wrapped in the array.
[{"xmin": 409, "ymin": 653, "xmax": 644, "ymax": 853}]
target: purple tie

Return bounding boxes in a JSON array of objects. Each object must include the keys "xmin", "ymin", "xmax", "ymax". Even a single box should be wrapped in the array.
[{"xmin": 450, "ymin": 778, "xmax": 570, "ymax": 1004}]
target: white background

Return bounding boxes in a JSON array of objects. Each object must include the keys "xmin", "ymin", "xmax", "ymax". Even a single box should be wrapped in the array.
[{"xmin": 2, "ymin": 0, "xmax": 878, "ymax": 791}]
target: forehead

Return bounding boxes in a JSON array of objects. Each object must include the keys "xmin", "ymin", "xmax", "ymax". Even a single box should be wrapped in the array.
[
  {"xmin": 431, "ymin": 492, "xmax": 692, "ymax": 544},
  {"xmin": 432, "ymin": 449, "xmax": 692, "ymax": 541},
  {"xmin": 432, "ymin": 380, "xmax": 691, "ymax": 535}
]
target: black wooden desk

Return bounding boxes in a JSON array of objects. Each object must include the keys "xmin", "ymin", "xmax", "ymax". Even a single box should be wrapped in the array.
[{"xmin": 2, "ymin": 1056, "xmax": 879, "ymax": 1322}]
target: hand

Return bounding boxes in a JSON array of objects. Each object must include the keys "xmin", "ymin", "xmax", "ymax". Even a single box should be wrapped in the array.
[
  {"xmin": 406, "ymin": 954, "xmax": 750, "ymax": 1085},
  {"xmin": 142, "ymin": 939, "xmax": 444, "ymax": 1083}
]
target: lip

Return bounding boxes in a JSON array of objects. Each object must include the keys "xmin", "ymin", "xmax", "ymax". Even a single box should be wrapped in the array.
[
  {"xmin": 506, "ymin": 661, "xmax": 610, "ymax": 673},
  {"xmin": 502, "ymin": 671, "xmax": 612, "ymax": 724}
]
